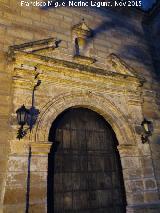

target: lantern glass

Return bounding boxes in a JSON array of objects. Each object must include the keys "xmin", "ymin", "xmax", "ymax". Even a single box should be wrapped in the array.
[
  {"xmin": 143, "ymin": 122, "xmax": 149, "ymax": 133},
  {"xmin": 16, "ymin": 105, "xmax": 29, "ymax": 126},
  {"xmin": 141, "ymin": 118, "xmax": 152, "ymax": 134}
]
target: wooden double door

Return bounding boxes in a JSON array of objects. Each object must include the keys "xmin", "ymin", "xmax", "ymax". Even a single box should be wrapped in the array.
[{"xmin": 48, "ymin": 108, "xmax": 126, "ymax": 213}]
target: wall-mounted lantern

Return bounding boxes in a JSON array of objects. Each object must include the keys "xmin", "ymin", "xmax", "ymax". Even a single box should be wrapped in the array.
[
  {"xmin": 16, "ymin": 71, "xmax": 41, "ymax": 139},
  {"xmin": 16, "ymin": 105, "xmax": 29, "ymax": 126},
  {"xmin": 16, "ymin": 105, "xmax": 29, "ymax": 139},
  {"xmin": 141, "ymin": 118, "xmax": 153, "ymax": 143}
]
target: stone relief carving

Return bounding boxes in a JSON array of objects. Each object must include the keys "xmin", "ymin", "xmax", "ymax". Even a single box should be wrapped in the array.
[{"xmin": 107, "ymin": 53, "xmax": 137, "ymax": 76}]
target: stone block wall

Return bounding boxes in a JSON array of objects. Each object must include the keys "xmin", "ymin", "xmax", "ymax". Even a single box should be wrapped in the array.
[
  {"xmin": 150, "ymin": 5, "xmax": 160, "ymax": 78},
  {"xmin": 143, "ymin": 6, "xmax": 160, "ymax": 202},
  {"xmin": 0, "ymin": 0, "xmax": 160, "ymax": 211}
]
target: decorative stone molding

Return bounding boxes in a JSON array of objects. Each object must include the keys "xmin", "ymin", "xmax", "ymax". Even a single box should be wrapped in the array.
[
  {"xmin": 30, "ymin": 142, "xmax": 52, "ymax": 155},
  {"xmin": 9, "ymin": 37, "xmax": 60, "ymax": 54},
  {"xmin": 34, "ymin": 91, "xmax": 136, "ymax": 147},
  {"xmin": 117, "ymin": 144, "xmax": 140, "ymax": 157},
  {"xmin": 9, "ymin": 41, "xmax": 143, "ymax": 147},
  {"xmin": 12, "ymin": 51, "xmax": 142, "ymax": 88},
  {"xmin": 73, "ymin": 54, "xmax": 96, "ymax": 65},
  {"xmin": 107, "ymin": 53, "xmax": 145, "ymax": 83}
]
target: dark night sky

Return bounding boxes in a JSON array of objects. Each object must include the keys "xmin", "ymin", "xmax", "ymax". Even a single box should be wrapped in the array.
[{"xmin": 142, "ymin": 0, "xmax": 157, "ymax": 10}]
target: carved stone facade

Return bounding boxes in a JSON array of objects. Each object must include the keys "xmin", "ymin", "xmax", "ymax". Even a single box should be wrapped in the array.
[{"xmin": 0, "ymin": 1, "xmax": 160, "ymax": 213}]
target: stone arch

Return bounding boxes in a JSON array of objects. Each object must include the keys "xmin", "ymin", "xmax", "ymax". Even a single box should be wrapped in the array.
[{"xmin": 33, "ymin": 91, "xmax": 136, "ymax": 146}]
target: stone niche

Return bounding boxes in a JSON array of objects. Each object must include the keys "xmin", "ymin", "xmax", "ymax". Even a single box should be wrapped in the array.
[
  {"xmin": 3, "ymin": 37, "xmax": 160, "ymax": 212},
  {"xmin": 71, "ymin": 20, "xmax": 96, "ymax": 65}
]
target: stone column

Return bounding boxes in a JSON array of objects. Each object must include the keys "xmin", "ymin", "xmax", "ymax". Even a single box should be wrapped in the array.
[{"xmin": 3, "ymin": 141, "xmax": 51, "ymax": 213}]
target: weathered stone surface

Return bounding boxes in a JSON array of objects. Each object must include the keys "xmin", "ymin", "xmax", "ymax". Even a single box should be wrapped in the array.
[
  {"xmin": 3, "ymin": 187, "xmax": 26, "ymax": 205},
  {"xmin": 3, "ymin": 204, "xmax": 26, "ymax": 213},
  {"xmin": 29, "ymin": 204, "xmax": 46, "ymax": 213},
  {"xmin": 29, "ymin": 185, "xmax": 47, "ymax": 203},
  {"xmin": 144, "ymin": 191, "xmax": 159, "ymax": 203},
  {"xmin": 125, "ymin": 180, "xmax": 144, "ymax": 193},
  {"xmin": 144, "ymin": 179, "xmax": 157, "ymax": 190}
]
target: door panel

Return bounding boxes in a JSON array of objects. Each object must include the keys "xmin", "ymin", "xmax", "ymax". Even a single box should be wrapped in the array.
[{"xmin": 48, "ymin": 108, "xmax": 126, "ymax": 213}]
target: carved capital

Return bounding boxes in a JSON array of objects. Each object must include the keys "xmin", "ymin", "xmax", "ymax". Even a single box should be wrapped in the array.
[
  {"xmin": 117, "ymin": 144, "xmax": 139, "ymax": 156},
  {"xmin": 30, "ymin": 142, "xmax": 52, "ymax": 155}
]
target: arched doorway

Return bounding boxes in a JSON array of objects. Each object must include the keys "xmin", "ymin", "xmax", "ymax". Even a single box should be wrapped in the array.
[{"xmin": 48, "ymin": 107, "xmax": 126, "ymax": 212}]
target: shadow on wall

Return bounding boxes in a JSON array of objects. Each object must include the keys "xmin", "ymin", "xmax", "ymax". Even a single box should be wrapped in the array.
[
  {"xmin": 42, "ymin": 1, "xmax": 159, "ymax": 77},
  {"xmin": 152, "ymin": 134, "xmax": 160, "ymax": 145},
  {"xmin": 47, "ymin": 142, "xmax": 60, "ymax": 213},
  {"xmin": 146, "ymin": 11, "xmax": 160, "ymax": 78}
]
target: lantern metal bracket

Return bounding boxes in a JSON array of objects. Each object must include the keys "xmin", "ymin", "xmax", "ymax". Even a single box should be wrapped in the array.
[
  {"xmin": 16, "ymin": 72, "xmax": 41, "ymax": 139},
  {"xmin": 17, "ymin": 125, "xmax": 29, "ymax": 140}
]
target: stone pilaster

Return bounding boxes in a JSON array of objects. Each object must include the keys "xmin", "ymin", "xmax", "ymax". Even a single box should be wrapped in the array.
[
  {"xmin": 3, "ymin": 141, "xmax": 51, "ymax": 213},
  {"xmin": 29, "ymin": 142, "xmax": 52, "ymax": 213},
  {"xmin": 2, "ymin": 140, "xmax": 28, "ymax": 212},
  {"xmin": 118, "ymin": 144, "xmax": 160, "ymax": 213}
]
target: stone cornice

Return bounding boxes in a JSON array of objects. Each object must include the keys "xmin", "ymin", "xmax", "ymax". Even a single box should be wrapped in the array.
[
  {"xmin": 12, "ymin": 51, "xmax": 145, "ymax": 86},
  {"xmin": 9, "ymin": 38, "xmax": 58, "ymax": 52}
]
